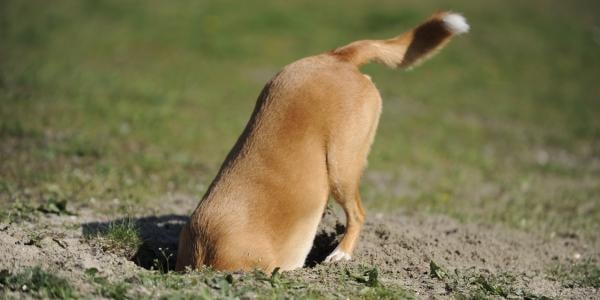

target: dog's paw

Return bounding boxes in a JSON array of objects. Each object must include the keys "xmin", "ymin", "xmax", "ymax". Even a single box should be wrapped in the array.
[{"xmin": 324, "ymin": 248, "xmax": 351, "ymax": 263}]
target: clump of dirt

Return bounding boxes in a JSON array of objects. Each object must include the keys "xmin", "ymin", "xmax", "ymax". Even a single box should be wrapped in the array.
[{"xmin": 0, "ymin": 202, "xmax": 598, "ymax": 298}]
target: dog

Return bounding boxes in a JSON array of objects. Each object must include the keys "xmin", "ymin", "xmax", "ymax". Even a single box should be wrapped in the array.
[{"xmin": 176, "ymin": 11, "xmax": 469, "ymax": 272}]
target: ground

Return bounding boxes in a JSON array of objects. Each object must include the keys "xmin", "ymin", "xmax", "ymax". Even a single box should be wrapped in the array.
[
  {"xmin": 1, "ymin": 200, "xmax": 598, "ymax": 298},
  {"xmin": 1, "ymin": 0, "xmax": 599, "ymax": 299}
]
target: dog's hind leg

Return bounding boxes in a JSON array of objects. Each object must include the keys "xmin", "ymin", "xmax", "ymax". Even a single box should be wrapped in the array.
[
  {"xmin": 325, "ymin": 185, "xmax": 366, "ymax": 262},
  {"xmin": 323, "ymin": 88, "xmax": 382, "ymax": 263}
]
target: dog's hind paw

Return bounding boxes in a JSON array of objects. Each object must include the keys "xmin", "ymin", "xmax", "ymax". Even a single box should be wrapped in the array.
[{"xmin": 324, "ymin": 247, "xmax": 351, "ymax": 263}]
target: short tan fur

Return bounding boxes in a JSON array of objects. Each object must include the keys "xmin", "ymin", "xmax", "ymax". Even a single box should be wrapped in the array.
[{"xmin": 176, "ymin": 11, "xmax": 469, "ymax": 272}]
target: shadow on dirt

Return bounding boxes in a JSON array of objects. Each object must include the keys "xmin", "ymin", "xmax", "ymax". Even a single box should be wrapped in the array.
[
  {"xmin": 82, "ymin": 215, "xmax": 187, "ymax": 271},
  {"xmin": 82, "ymin": 211, "xmax": 345, "ymax": 271},
  {"xmin": 304, "ymin": 222, "xmax": 345, "ymax": 267}
]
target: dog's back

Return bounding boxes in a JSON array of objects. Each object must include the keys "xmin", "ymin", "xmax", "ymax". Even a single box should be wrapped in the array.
[{"xmin": 176, "ymin": 12, "xmax": 469, "ymax": 272}]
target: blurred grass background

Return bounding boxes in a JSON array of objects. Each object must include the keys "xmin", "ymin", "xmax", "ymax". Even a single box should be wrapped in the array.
[{"xmin": 1, "ymin": 0, "xmax": 599, "ymax": 236}]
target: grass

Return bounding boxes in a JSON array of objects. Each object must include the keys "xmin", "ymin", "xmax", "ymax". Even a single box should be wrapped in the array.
[
  {"xmin": 121, "ymin": 265, "xmax": 412, "ymax": 299},
  {"xmin": 1, "ymin": 0, "xmax": 598, "ymax": 238},
  {"xmin": 0, "ymin": 266, "xmax": 415, "ymax": 300},
  {"xmin": 91, "ymin": 218, "xmax": 143, "ymax": 258},
  {"xmin": 0, "ymin": 200, "xmax": 38, "ymax": 223},
  {"xmin": 85, "ymin": 267, "xmax": 131, "ymax": 300},
  {"xmin": 424, "ymin": 260, "xmax": 557, "ymax": 299},
  {"xmin": 450, "ymin": 270, "xmax": 551, "ymax": 299},
  {"xmin": 549, "ymin": 261, "xmax": 600, "ymax": 289},
  {"xmin": 6, "ymin": 263, "xmax": 566, "ymax": 299},
  {"xmin": 80, "ymin": 264, "xmax": 414, "ymax": 299},
  {"xmin": 0, "ymin": 267, "xmax": 75, "ymax": 299}
]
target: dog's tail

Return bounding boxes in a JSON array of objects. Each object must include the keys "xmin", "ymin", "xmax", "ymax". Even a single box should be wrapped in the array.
[{"xmin": 331, "ymin": 11, "xmax": 469, "ymax": 69}]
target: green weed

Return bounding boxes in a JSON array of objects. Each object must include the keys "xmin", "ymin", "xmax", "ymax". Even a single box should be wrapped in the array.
[
  {"xmin": 430, "ymin": 260, "xmax": 448, "ymax": 280},
  {"xmin": 37, "ymin": 196, "xmax": 74, "ymax": 216},
  {"xmin": 339, "ymin": 266, "xmax": 415, "ymax": 299},
  {"xmin": 0, "ymin": 267, "xmax": 75, "ymax": 299},
  {"xmin": 359, "ymin": 286, "xmax": 415, "ymax": 300},
  {"xmin": 430, "ymin": 266, "xmax": 553, "ymax": 299},
  {"xmin": 130, "ymin": 267, "xmax": 326, "ymax": 299},
  {"xmin": 93, "ymin": 218, "xmax": 142, "ymax": 258},
  {"xmin": 85, "ymin": 267, "xmax": 130, "ymax": 300},
  {"xmin": 550, "ymin": 261, "xmax": 600, "ymax": 288},
  {"xmin": 152, "ymin": 247, "xmax": 175, "ymax": 274},
  {"xmin": 347, "ymin": 266, "xmax": 381, "ymax": 287},
  {"xmin": 0, "ymin": 200, "xmax": 38, "ymax": 223},
  {"xmin": 100, "ymin": 282, "xmax": 129, "ymax": 300}
]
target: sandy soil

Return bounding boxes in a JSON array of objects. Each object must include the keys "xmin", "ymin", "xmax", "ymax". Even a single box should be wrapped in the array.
[
  {"xmin": 1, "ymin": 199, "xmax": 598, "ymax": 299},
  {"xmin": 304, "ymin": 208, "xmax": 599, "ymax": 298}
]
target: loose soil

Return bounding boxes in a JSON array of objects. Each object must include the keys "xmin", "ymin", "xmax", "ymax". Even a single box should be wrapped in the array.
[{"xmin": 1, "ymin": 197, "xmax": 598, "ymax": 299}]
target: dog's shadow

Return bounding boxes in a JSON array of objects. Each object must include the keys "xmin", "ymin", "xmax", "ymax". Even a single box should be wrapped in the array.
[{"xmin": 82, "ymin": 212, "xmax": 344, "ymax": 271}]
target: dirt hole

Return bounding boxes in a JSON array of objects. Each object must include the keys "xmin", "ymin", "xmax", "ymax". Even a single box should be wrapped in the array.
[{"xmin": 82, "ymin": 208, "xmax": 346, "ymax": 271}]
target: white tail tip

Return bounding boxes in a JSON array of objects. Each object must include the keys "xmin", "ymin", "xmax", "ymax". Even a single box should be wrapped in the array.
[{"xmin": 442, "ymin": 13, "xmax": 469, "ymax": 34}]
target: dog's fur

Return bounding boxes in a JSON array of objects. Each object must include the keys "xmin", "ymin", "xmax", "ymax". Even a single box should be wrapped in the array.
[{"xmin": 176, "ymin": 12, "xmax": 469, "ymax": 272}]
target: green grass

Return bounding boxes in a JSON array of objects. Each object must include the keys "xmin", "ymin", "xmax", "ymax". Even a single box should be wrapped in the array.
[
  {"xmin": 99, "ymin": 282, "xmax": 129, "ymax": 300},
  {"xmin": 0, "ymin": 267, "xmax": 75, "ymax": 299},
  {"xmin": 1, "ymin": 0, "xmax": 598, "ymax": 238},
  {"xmin": 85, "ymin": 267, "xmax": 131, "ymax": 300},
  {"xmin": 118, "ymin": 265, "xmax": 413, "ymax": 299},
  {"xmin": 91, "ymin": 218, "xmax": 142, "ymax": 258},
  {"xmin": 438, "ymin": 267, "xmax": 553, "ymax": 299},
  {"xmin": 550, "ymin": 261, "xmax": 600, "ymax": 289}
]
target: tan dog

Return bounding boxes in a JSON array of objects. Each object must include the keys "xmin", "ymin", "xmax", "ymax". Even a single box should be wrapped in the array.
[{"xmin": 176, "ymin": 12, "xmax": 469, "ymax": 272}]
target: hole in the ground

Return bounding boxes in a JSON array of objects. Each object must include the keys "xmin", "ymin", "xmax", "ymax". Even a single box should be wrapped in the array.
[
  {"xmin": 304, "ymin": 204, "xmax": 346, "ymax": 267},
  {"xmin": 304, "ymin": 222, "xmax": 345, "ymax": 267},
  {"xmin": 82, "ymin": 206, "xmax": 346, "ymax": 271},
  {"xmin": 82, "ymin": 215, "xmax": 188, "ymax": 272}
]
